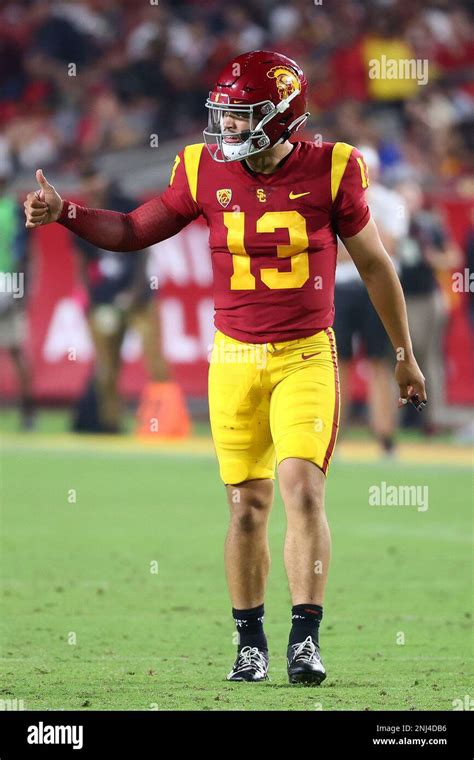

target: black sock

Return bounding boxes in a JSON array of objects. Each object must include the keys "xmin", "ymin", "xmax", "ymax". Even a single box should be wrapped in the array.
[
  {"xmin": 232, "ymin": 604, "xmax": 267, "ymax": 651},
  {"xmin": 380, "ymin": 435, "xmax": 395, "ymax": 454},
  {"xmin": 289, "ymin": 603, "xmax": 323, "ymax": 647},
  {"xmin": 20, "ymin": 394, "xmax": 34, "ymax": 415}
]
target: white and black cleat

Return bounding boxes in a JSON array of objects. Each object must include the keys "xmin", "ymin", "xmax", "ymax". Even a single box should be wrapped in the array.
[
  {"xmin": 287, "ymin": 635, "xmax": 326, "ymax": 685},
  {"xmin": 227, "ymin": 646, "xmax": 269, "ymax": 682}
]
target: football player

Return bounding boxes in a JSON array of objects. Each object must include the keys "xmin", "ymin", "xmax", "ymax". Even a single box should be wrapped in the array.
[{"xmin": 24, "ymin": 51, "xmax": 427, "ymax": 685}]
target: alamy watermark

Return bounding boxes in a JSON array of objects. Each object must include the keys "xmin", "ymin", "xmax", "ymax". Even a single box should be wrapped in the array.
[
  {"xmin": 27, "ymin": 722, "xmax": 83, "ymax": 750},
  {"xmin": 452, "ymin": 694, "xmax": 474, "ymax": 710},
  {"xmin": 452, "ymin": 269, "xmax": 473, "ymax": 293},
  {"xmin": 0, "ymin": 698, "xmax": 26, "ymax": 710},
  {"xmin": 369, "ymin": 481, "xmax": 429, "ymax": 512},
  {"xmin": 369, "ymin": 56, "xmax": 429, "ymax": 86},
  {"xmin": 208, "ymin": 341, "xmax": 268, "ymax": 369},
  {"xmin": 0, "ymin": 271, "xmax": 24, "ymax": 299}
]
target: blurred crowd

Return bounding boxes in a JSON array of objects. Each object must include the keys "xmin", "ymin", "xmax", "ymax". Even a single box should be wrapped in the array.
[{"xmin": 0, "ymin": 0, "xmax": 473, "ymax": 188}]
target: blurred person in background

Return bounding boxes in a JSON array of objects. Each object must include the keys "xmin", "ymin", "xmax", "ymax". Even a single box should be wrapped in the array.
[
  {"xmin": 0, "ymin": 164, "xmax": 34, "ymax": 429},
  {"xmin": 454, "ymin": 207, "xmax": 474, "ymax": 444},
  {"xmin": 361, "ymin": 10, "xmax": 420, "ymax": 107},
  {"xmin": 334, "ymin": 145, "xmax": 408, "ymax": 455},
  {"xmin": 397, "ymin": 180, "xmax": 462, "ymax": 435},
  {"xmin": 466, "ymin": 207, "xmax": 474, "ymax": 331},
  {"xmin": 72, "ymin": 163, "xmax": 169, "ymax": 433}
]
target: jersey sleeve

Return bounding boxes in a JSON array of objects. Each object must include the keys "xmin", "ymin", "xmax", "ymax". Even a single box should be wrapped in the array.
[
  {"xmin": 160, "ymin": 146, "xmax": 203, "ymax": 222},
  {"xmin": 331, "ymin": 144, "xmax": 371, "ymax": 238},
  {"xmin": 57, "ymin": 194, "xmax": 192, "ymax": 252}
]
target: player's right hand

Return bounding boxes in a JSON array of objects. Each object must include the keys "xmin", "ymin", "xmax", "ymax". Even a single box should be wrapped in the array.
[{"xmin": 24, "ymin": 169, "xmax": 63, "ymax": 228}]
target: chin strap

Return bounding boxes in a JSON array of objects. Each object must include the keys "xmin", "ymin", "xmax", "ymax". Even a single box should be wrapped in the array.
[
  {"xmin": 277, "ymin": 112, "xmax": 310, "ymax": 144},
  {"xmin": 253, "ymin": 90, "xmax": 300, "ymax": 135}
]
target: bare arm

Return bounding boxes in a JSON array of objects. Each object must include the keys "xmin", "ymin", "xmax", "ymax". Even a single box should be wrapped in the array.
[
  {"xmin": 341, "ymin": 217, "xmax": 427, "ymax": 407},
  {"xmin": 424, "ymin": 242, "xmax": 463, "ymax": 271},
  {"xmin": 337, "ymin": 224, "xmax": 396, "ymax": 264}
]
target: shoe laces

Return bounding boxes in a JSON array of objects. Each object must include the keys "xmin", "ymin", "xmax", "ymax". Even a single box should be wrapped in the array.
[
  {"xmin": 234, "ymin": 646, "xmax": 267, "ymax": 676},
  {"xmin": 290, "ymin": 635, "xmax": 321, "ymax": 664}
]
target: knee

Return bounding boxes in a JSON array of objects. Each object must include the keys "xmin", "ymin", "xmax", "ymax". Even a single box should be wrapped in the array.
[
  {"xmin": 232, "ymin": 507, "xmax": 261, "ymax": 534},
  {"xmin": 285, "ymin": 479, "xmax": 324, "ymax": 517},
  {"xmin": 228, "ymin": 488, "xmax": 272, "ymax": 534}
]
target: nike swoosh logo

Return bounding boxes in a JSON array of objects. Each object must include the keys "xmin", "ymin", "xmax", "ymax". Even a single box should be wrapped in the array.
[
  {"xmin": 289, "ymin": 191, "xmax": 311, "ymax": 199},
  {"xmin": 302, "ymin": 352, "xmax": 321, "ymax": 360}
]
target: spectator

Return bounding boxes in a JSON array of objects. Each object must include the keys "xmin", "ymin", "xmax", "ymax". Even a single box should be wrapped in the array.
[
  {"xmin": 71, "ymin": 163, "xmax": 169, "ymax": 432},
  {"xmin": 397, "ymin": 180, "xmax": 462, "ymax": 433},
  {"xmin": 0, "ymin": 164, "xmax": 34, "ymax": 429},
  {"xmin": 334, "ymin": 145, "xmax": 408, "ymax": 454}
]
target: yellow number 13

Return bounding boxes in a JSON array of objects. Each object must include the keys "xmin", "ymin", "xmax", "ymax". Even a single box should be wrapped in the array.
[{"xmin": 223, "ymin": 210, "xmax": 310, "ymax": 290}]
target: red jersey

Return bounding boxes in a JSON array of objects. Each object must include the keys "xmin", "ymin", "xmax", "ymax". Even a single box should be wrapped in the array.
[
  {"xmin": 57, "ymin": 140, "xmax": 370, "ymax": 344},
  {"xmin": 160, "ymin": 140, "xmax": 370, "ymax": 343}
]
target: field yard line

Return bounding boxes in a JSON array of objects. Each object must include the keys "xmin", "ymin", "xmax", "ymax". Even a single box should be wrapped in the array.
[{"xmin": 1, "ymin": 433, "xmax": 473, "ymax": 467}]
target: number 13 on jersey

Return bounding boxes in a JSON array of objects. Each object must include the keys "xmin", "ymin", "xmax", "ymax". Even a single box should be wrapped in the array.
[{"xmin": 224, "ymin": 210, "xmax": 310, "ymax": 290}]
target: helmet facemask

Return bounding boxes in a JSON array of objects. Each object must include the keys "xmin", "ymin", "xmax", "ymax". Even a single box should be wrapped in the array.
[{"xmin": 203, "ymin": 91, "xmax": 304, "ymax": 163}]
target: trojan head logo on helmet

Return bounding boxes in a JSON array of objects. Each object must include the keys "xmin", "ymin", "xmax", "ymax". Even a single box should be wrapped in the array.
[
  {"xmin": 266, "ymin": 66, "xmax": 300, "ymax": 100},
  {"xmin": 203, "ymin": 51, "xmax": 309, "ymax": 163}
]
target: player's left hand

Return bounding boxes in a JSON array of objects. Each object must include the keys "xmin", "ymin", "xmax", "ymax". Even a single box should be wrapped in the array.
[{"xmin": 395, "ymin": 358, "xmax": 427, "ymax": 412}]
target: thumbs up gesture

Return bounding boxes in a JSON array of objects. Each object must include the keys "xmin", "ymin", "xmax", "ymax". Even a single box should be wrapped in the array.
[{"xmin": 24, "ymin": 169, "xmax": 63, "ymax": 228}]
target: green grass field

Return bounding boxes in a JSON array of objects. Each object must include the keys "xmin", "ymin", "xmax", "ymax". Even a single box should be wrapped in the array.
[{"xmin": 0, "ymin": 411, "xmax": 472, "ymax": 711}]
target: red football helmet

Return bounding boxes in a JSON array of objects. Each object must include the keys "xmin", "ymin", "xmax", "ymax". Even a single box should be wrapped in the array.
[{"xmin": 203, "ymin": 50, "xmax": 309, "ymax": 162}]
